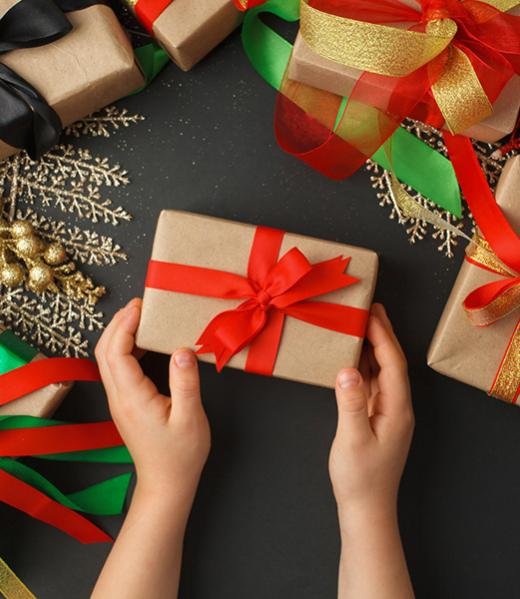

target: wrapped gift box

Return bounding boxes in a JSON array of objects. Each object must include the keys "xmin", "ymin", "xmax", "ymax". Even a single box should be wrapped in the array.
[
  {"xmin": 288, "ymin": 8, "xmax": 520, "ymax": 144},
  {"xmin": 0, "ymin": 327, "xmax": 71, "ymax": 416},
  {"xmin": 428, "ymin": 156, "xmax": 520, "ymax": 403},
  {"xmin": 0, "ymin": 1, "xmax": 144, "ymax": 161},
  {"xmin": 126, "ymin": 0, "xmax": 242, "ymax": 71},
  {"xmin": 137, "ymin": 210, "xmax": 378, "ymax": 388}
]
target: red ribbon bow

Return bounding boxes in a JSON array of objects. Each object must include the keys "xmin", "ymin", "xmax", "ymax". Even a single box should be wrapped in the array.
[
  {"xmin": 276, "ymin": 0, "xmax": 520, "ymax": 181},
  {"xmin": 145, "ymin": 226, "xmax": 369, "ymax": 375}
]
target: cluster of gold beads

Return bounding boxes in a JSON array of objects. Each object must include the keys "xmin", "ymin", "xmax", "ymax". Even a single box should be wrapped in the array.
[{"xmin": 0, "ymin": 218, "xmax": 105, "ymax": 304}]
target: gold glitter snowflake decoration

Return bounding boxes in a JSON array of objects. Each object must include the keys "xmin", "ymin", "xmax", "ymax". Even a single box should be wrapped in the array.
[
  {"xmin": 0, "ymin": 106, "xmax": 143, "ymax": 357},
  {"xmin": 367, "ymin": 120, "xmax": 507, "ymax": 258}
]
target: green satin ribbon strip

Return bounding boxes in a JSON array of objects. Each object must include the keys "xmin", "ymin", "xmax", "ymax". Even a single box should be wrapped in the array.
[
  {"xmin": 134, "ymin": 42, "xmax": 170, "ymax": 92},
  {"xmin": 0, "ymin": 331, "xmax": 38, "ymax": 376},
  {"xmin": 240, "ymin": 0, "xmax": 462, "ymax": 216},
  {"xmin": 0, "ymin": 416, "xmax": 133, "ymax": 519}
]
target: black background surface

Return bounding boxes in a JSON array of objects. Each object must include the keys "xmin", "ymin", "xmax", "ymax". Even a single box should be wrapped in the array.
[{"xmin": 2, "ymin": 19, "xmax": 520, "ymax": 599}]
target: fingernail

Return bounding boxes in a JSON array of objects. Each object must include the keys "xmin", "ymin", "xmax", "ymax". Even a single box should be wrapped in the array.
[
  {"xmin": 338, "ymin": 369, "xmax": 361, "ymax": 389},
  {"xmin": 174, "ymin": 350, "xmax": 195, "ymax": 369}
]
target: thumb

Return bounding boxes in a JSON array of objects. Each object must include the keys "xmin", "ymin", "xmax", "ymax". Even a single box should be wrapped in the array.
[
  {"xmin": 169, "ymin": 348, "xmax": 202, "ymax": 414},
  {"xmin": 335, "ymin": 369, "xmax": 372, "ymax": 442}
]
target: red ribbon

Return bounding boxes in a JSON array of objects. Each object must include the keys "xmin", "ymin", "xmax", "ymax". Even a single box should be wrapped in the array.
[
  {"xmin": 133, "ymin": 0, "xmax": 172, "ymax": 33},
  {"xmin": 276, "ymin": 0, "xmax": 520, "ymax": 180},
  {"xmin": 233, "ymin": 0, "xmax": 266, "ymax": 10},
  {"xmin": 0, "ymin": 357, "xmax": 100, "ymax": 407},
  {"xmin": 145, "ymin": 226, "xmax": 369, "ymax": 375},
  {"xmin": 0, "ymin": 356, "xmax": 127, "ymax": 543}
]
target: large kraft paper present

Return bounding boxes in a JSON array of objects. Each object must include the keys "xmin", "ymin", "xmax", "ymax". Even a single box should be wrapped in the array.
[
  {"xmin": 126, "ymin": 0, "xmax": 242, "ymax": 71},
  {"xmin": 0, "ymin": 327, "xmax": 71, "ymax": 417},
  {"xmin": 0, "ymin": 1, "xmax": 144, "ymax": 161},
  {"xmin": 428, "ymin": 156, "xmax": 520, "ymax": 403},
  {"xmin": 137, "ymin": 210, "xmax": 378, "ymax": 388},
  {"xmin": 287, "ymin": 2, "xmax": 520, "ymax": 143}
]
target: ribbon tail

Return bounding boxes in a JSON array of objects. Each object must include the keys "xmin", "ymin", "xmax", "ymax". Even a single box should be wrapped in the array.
[
  {"xmin": 245, "ymin": 310, "xmax": 286, "ymax": 375},
  {"xmin": 197, "ymin": 307, "xmax": 267, "ymax": 371},
  {"xmin": 0, "ymin": 469, "xmax": 112, "ymax": 544}
]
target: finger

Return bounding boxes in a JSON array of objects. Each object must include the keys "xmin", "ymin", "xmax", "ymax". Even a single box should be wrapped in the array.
[
  {"xmin": 366, "ymin": 307, "xmax": 411, "ymax": 416},
  {"xmin": 169, "ymin": 349, "xmax": 203, "ymax": 416},
  {"xmin": 95, "ymin": 299, "xmax": 141, "ymax": 396},
  {"xmin": 335, "ymin": 368, "xmax": 372, "ymax": 443},
  {"xmin": 105, "ymin": 300, "xmax": 154, "ymax": 398}
]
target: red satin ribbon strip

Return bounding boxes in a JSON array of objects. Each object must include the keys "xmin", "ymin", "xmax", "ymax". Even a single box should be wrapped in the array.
[
  {"xmin": 0, "ymin": 469, "xmax": 111, "ymax": 544},
  {"xmin": 0, "ymin": 422, "xmax": 123, "ymax": 457},
  {"xmin": 145, "ymin": 226, "xmax": 369, "ymax": 375},
  {"xmin": 443, "ymin": 132, "xmax": 520, "ymax": 275},
  {"xmin": 0, "ymin": 358, "xmax": 100, "ymax": 406},
  {"xmin": 134, "ymin": 0, "xmax": 172, "ymax": 32}
]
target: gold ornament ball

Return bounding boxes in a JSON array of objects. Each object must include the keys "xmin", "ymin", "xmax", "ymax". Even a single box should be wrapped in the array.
[
  {"xmin": 0, "ymin": 262, "xmax": 25, "ymax": 287},
  {"xmin": 44, "ymin": 242, "xmax": 67, "ymax": 266},
  {"xmin": 11, "ymin": 220, "xmax": 34, "ymax": 239},
  {"xmin": 15, "ymin": 235, "xmax": 41, "ymax": 258},
  {"xmin": 28, "ymin": 263, "xmax": 54, "ymax": 292}
]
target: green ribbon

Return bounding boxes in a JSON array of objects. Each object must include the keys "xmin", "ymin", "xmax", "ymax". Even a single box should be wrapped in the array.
[
  {"xmin": 0, "ymin": 416, "xmax": 133, "ymax": 519},
  {"xmin": 0, "ymin": 331, "xmax": 37, "ymax": 375},
  {"xmin": 133, "ymin": 42, "xmax": 170, "ymax": 93},
  {"xmin": 240, "ymin": 0, "xmax": 462, "ymax": 216}
]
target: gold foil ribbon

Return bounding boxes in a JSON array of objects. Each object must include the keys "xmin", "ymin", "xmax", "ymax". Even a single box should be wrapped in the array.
[
  {"xmin": 299, "ymin": 0, "xmax": 518, "ymax": 133},
  {"xmin": 0, "ymin": 559, "xmax": 36, "ymax": 599},
  {"xmin": 466, "ymin": 235, "xmax": 520, "ymax": 403},
  {"xmin": 300, "ymin": 0, "xmax": 456, "ymax": 77}
]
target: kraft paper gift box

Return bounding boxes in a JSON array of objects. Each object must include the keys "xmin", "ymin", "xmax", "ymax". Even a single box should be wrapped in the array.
[
  {"xmin": 126, "ymin": 0, "xmax": 242, "ymax": 71},
  {"xmin": 137, "ymin": 210, "xmax": 378, "ymax": 388},
  {"xmin": 0, "ymin": 327, "xmax": 72, "ymax": 417},
  {"xmin": 428, "ymin": 156, "xmax": 520, "ymax": 403},
  {"xmin": 287, "ymin": 5, "xmax": 520, "ymax": 143},
  {"xmin": 0, "ymin": 0, "xmax": 144, "ymax": 161}
]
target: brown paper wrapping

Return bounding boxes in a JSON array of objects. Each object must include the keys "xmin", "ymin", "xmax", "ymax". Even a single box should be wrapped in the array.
[
  {"xmin": 137, "ymin": 210, "xmax": 378, "ymax": 388},
  {"xmin": 0, "ymin": 326, "xmax": 72, "ymax": 417},
  {"xmin": 288, "ymin": 18, "xmax": 520, "ymax": 144},
  {"xmin": 427, "ymin": 156, "xmax": 520, "ymax": 398},
  {"xmin": 0, "ymin": 3, "xmax": 144, "ymax": 161},
  {"xmin": 138, "ymin": 0, "xmax": 242, "ymax": 72}
]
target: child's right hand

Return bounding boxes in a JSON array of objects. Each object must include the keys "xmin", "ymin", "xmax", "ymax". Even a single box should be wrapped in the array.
[
  {"xmin": 95, "ymin": 298, "xmax": 211, "ymax": 512},
  {"xmin": 329, "ymin": 303, "xmax": 414, "ymax": 531}
]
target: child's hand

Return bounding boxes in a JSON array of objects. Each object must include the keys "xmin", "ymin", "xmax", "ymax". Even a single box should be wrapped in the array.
[
  {"xmin": 329, "ymin": 303, "xmax": 414, "ymax": 530},
  {"xmin": 95, "ymin": 298, "xmax": 211, "ymax": 511}
]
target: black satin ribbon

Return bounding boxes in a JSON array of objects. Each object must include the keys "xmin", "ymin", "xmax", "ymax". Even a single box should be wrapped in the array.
[{"xmin": 0, "ymin": 0, "xmax": 101, "ymax": 160}]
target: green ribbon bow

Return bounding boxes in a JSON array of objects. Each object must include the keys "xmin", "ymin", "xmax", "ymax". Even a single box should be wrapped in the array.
[{"xmin": 240, "ymin": 0, "xmax": 462, "ymax": 216}]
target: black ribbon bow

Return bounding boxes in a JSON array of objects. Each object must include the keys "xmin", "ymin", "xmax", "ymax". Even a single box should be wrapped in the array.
[{"xmin": 0, "ymin": 0, "xmax": 101, "ymax": 160}]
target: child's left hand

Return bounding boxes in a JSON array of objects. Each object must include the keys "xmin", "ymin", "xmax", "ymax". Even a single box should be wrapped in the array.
[{"xmin": 95, "ymin": 298, "xmax": 211, "ymax": 511}]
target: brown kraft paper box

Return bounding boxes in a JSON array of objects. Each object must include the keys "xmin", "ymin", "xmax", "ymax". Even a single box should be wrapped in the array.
[
  {"xmin": 127, "ymin": 0, "xmax": 242, "ymax": 72},
  {"xmin": 0, "ymin": 1, "xmax": 144, "ymax": 161},
  {"xmin": 427, "ymin": 156, "xmax": 520, "ymax": 400},
  {"xmin": 288, "ymin": 4, "xmax": 520, "ymax": 144},
  {"xmin": 0, "ymin": 326, "xmax": 72, "ymax": 417},
  {"xmin": 137, "ymin": 210, "xmax": 378, "ymax": 388}
]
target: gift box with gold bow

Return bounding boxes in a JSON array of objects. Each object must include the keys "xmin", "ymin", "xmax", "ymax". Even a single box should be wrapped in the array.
[
  {"xmin": 0, "ymin": 0, "xmax": 144, "ymax": 162},
  {"xmin": 136, "ymin": 210, "xmax": 378, "ymax": 388},
  {"xmin": 286, "ymin": 0, "xmax": 520, "ymax": 143},
  {"xmin": 124, "ymin": 0, "xmax": 242, "ymax": 71},
  {"xmin": 428, "ymin": 155, "xmax": 520, "ymax": 404},
  {"xmin": 0, "ymin": 326, "xmax": 71, "ymax": 416}
]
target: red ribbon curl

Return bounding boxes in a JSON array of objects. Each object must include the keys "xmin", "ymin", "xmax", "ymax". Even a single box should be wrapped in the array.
[{"xmin": 145, "ymin": 226, "xmax": 369, "ymax": 375}]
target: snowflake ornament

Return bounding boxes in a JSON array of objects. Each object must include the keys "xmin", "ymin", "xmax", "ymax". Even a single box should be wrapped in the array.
[{"xmin": 0, "ymin": 106, "xmax": 143, "ymax": 357}]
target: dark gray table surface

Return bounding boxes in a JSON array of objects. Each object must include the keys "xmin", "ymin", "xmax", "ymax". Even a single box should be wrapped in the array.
[{"xmin": 2, "ymin": 21, "xmax": 520, "ymax": 599}]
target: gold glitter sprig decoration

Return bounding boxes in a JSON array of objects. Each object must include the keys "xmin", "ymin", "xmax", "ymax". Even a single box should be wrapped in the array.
[{"xmin": 0, "ymin": 214, "xmax": 105, "ymax": 304}]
